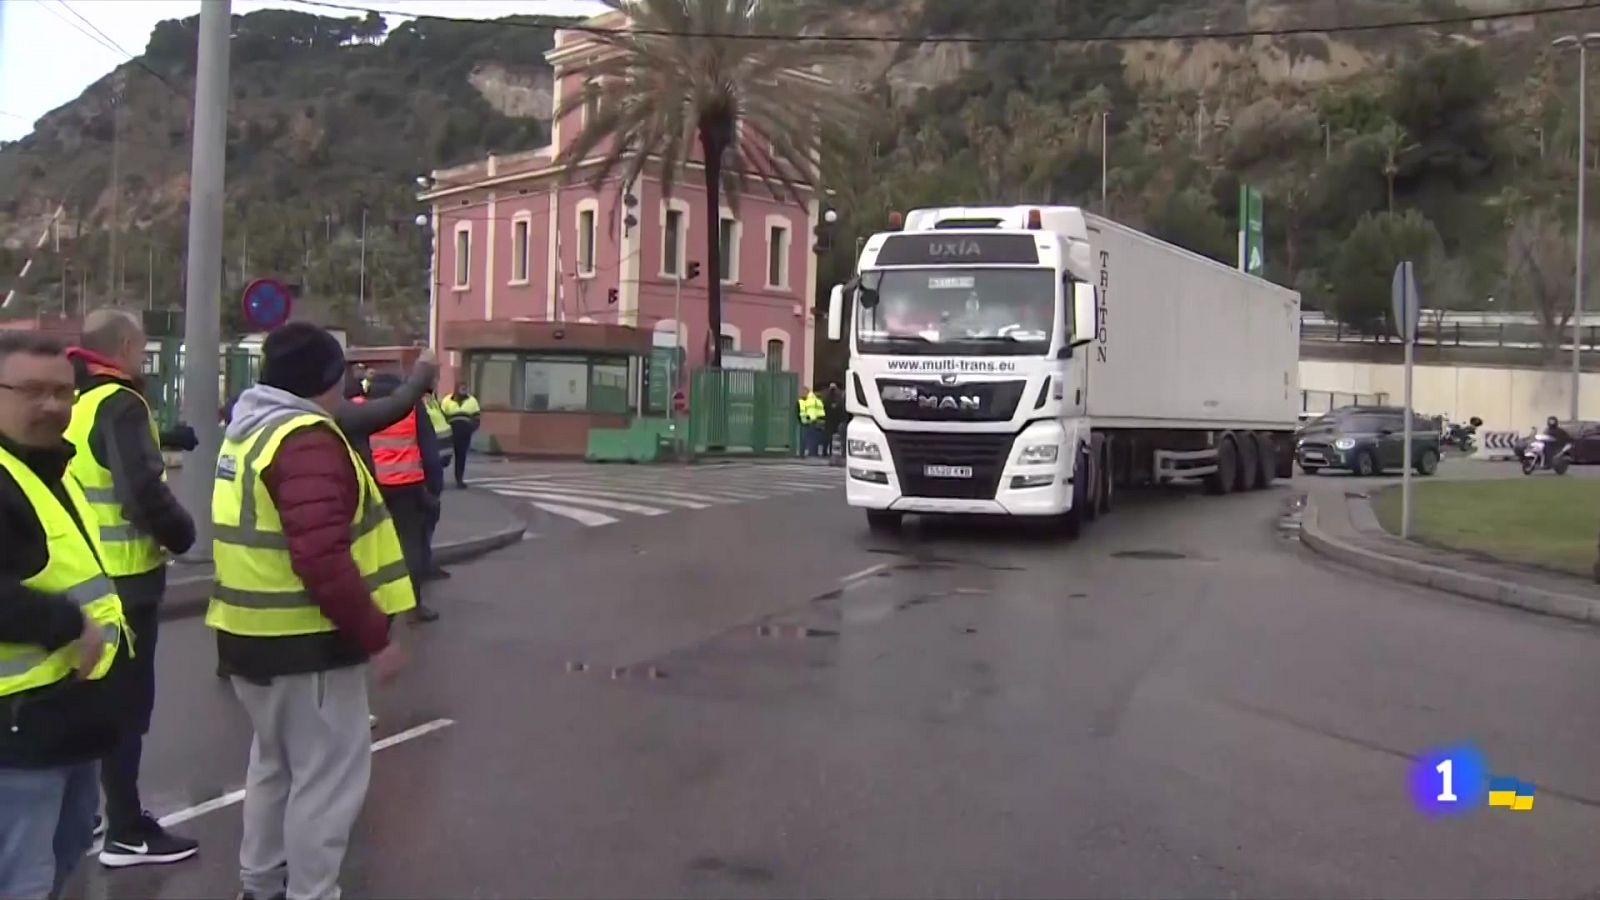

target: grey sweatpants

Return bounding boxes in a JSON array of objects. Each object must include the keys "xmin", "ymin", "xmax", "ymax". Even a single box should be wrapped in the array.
[{"xmin": 231, "ymin": 666, "xmax": 371, "ymax": 900}]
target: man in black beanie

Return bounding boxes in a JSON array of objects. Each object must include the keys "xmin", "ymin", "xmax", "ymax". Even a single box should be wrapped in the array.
[{"xmin": 208, "ymin": 322, "xmax": 412, "ymax": 900}]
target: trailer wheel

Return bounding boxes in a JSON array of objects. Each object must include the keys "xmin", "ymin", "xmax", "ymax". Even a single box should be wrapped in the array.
[
  {"xmin": 1098, "ymin": 435, "xmax": 1115, "ymax": 515},
  {"xmin": 1084, "ymin": 436, "xmax": 1104, "ymax": 522},
  {"xmin": 1205, "ymin": 434, "xmax": 1239, "ymax": 495},
  {"xmin": 1254, "ymin": 432, "xmax": 1276, "ymax": 489},
  {"xmin": 1275, "ymin": 436, "xmax": 1296, "ymax": 480},
  {"xmin": 1236, "ymin": 432, "xmax": 1261, "ymax": 492}
]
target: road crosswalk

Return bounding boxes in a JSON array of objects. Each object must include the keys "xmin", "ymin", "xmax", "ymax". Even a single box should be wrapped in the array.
[{"xmin": 477, "ymin": 462, "xmax": 842, "ymax": 529}]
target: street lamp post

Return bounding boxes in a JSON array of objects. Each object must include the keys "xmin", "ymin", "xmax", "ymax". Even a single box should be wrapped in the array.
[{"xmin": 1553, "ymin": 32, "xmax": 1600, "ymax": 421}]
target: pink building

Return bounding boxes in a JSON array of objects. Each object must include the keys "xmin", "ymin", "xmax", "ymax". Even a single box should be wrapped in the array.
[{"xmin": 420, "ymin": 11, "xmax": 824, "ymax": 454}]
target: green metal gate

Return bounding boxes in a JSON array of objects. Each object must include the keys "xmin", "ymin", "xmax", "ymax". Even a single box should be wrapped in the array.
[
  {"xmin": 686, "ymin": 369, "xmax": 800, "ymax": 456},
  {"xmin": 142, "ymin": 339, "xmax": 261, "ymax": 427}
]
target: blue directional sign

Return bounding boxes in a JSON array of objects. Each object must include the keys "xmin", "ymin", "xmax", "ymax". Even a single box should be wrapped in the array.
[{"xmin": 241, "ymin": 278, "xmax": 293, "ymax": 330}]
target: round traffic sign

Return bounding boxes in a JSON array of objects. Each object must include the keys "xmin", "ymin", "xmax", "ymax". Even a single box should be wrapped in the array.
[{"xmin": 241, "ymin": 278, "xmax": 293, "ymax": 330}]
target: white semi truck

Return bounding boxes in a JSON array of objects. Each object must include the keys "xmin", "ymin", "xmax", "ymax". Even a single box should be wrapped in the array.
[{"xmin": 826, "ymin": 205, "xmax": 1301, "ymax": 534}]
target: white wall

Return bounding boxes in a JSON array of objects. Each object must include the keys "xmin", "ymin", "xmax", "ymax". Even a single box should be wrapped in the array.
[{"xmin": 1301, "ymin": 359, "xmax": 1600, "ymax": 433}]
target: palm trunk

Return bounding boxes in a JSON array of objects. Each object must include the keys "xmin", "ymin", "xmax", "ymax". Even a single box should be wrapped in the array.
[{"xmin": 701, "ymin": 127, "xmax": 727, "ymax": 369}]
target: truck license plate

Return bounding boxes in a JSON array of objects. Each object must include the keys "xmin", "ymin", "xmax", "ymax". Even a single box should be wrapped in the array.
[{"xmin": 925, "ymin": 465, "xmax": 973, "ymax": 479}]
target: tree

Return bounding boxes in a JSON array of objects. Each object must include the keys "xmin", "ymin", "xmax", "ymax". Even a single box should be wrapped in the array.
[
  {"xmin": 555, "ymin": 0, "xmax": 863, "ymax": 368},
  {"xmin": 1504, "ymin": 209, "xmax": 1600, "ymax": 360},
  {"xmin": 1330, "ymin": 210, "xmax": 1440, "ymax": 334},
  {"xmin": 1373, "ymin": 119, "xmax": 1417, "ymax": 214}
]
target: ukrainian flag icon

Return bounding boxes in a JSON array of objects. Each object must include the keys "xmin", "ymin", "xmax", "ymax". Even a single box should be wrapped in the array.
[{"xmin": 1488, "ymin": 777, "xmax": 1535, "ymax": 811}]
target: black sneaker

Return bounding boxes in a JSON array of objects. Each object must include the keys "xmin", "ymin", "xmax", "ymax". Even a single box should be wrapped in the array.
[
  {"xmin": 409, "ymin": 603, "xmax": 440, "ymax": 624},
  {"xmin": 99, "ymin": 815, "xmax": 199, "ymax": 867},
  {"xmin": 424, "ymin": 568, "xmax": 452, "ymax": 581}
]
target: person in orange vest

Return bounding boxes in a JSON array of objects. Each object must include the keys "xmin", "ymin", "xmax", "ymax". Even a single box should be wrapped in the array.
[{"xmin": 354, "ymin": 372, "xmax": 444, "ymax": 623}]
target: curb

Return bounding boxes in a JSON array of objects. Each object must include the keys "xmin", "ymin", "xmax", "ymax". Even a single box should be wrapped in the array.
[
  {"xmin": 156, "ymin": 522, "xmax": 528, "ymax": 623},
  {"xmin": 1299, "ymin": 494, "xmax": 1600, "ymax": 624}
]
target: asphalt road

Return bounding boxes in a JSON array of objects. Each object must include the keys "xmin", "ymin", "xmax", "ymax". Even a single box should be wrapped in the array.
[{"xmin": 72, "ymin": 465, "xmax": 1600, "ymax": 899}]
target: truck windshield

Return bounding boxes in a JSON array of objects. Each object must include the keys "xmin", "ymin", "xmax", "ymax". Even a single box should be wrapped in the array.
[{"xmin": 855, "ymin": 268, "xmax": 1056, "ymax": 356}]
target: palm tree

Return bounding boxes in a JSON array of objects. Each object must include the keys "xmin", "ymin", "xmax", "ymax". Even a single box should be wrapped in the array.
[{"xmin": 556, "ymin": 0, "xmax": 863, "ymax": 368}]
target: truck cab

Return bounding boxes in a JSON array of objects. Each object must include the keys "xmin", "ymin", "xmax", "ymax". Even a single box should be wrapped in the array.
[{"xmin": 828, "ymin": 206, "xmax": 1100, "ymax": 531}]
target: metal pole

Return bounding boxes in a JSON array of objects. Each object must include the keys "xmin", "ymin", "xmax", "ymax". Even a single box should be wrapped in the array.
[
  {"xmin": 178, "ymin": 0, "xmax": 231, "ymax": 563},
  {"xmin": 358, "ymin": 207, "xmax": 367, "ymax": 312},
  {"xmin": 1100, "ymin": 111, "xmax": 1109, "ymax": 211},
  {"xmin": 108, "ymin": 75, "xmax": 121, "ymax": 306},
  {"xmin": 673, "ymin": 272, "xmax": 683, "ymax": 392},
  {"xmin": 1575, "ymin": 42, "xmax": 1587, "ymax": 422},
  {"xmin": 147, "ymin": 242, "xmax": 153, "ymax": 309},
  {"xmin": 1402, "ymin": 319, "xmax": 1415, "ymax": 539}
]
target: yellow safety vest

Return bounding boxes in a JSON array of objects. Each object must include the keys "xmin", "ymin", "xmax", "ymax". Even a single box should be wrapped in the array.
[
  {"xmin": 798, "ymin": 394, "xmax": 825, "ymax": 423},
  {"xmin": 65, "ymin": 382, "xmax": 167, "ymax": 578},
  {"xmin": 441, "ymin": 394, "xmax": 480, "ymax": 423},
  {"xmin": 206, "ymin": 412, "xmax": 416, "ymax": 637},
  {"xmin": 424, "ymin": 395, "xmax": 450, "ymax": 441},
  {"xmin": 0, "ymin": 445, "xmax": 127, "ymax": 696}
]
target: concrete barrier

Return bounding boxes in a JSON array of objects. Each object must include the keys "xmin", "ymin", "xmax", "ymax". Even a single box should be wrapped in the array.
[{"xmin": 1472, "ymin": 431, "xmax": 1521, "ymax": 461}]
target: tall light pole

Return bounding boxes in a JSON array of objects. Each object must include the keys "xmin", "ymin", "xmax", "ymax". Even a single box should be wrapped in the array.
[
  {"xmin": 178, "ymin": 0, "xmax": 230, "ymax": 561},
  {"xmin": 1553, "ymin": 32, "xmax": 1600, "ymax": 421}
]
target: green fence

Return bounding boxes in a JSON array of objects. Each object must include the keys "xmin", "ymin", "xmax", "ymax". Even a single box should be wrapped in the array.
[
  {"xmin": 142, "ymin": 339, "xmax": 262, "ymax": 428},
  {"xmin": 686, "ymin": 368, "xmax": 800, "ymax": 457}
]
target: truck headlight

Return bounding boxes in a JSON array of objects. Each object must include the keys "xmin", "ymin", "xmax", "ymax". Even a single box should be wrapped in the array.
[
  {"xmin": 1019, "ymin": 443, "xmax": 1059, "ymax": 465},
  {"xmin": 1333, "ymin": 438, "xmax": 1356, "ymax": 450},
  {"xmin": 847, "ymin": 439, "xmax": 881, "ymax": 461}
]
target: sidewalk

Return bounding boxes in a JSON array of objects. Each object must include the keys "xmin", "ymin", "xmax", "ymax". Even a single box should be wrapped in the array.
[
  {"xmin": 1299, "ymin": 483, "xmax": 1600, "ymax": 623},
  {"xmin": 159, "ymin": 487, "xmax": 526, "ymax": 621}
]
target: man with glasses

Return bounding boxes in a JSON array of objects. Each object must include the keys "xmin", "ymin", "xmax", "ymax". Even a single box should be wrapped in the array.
[{"xmin": 0, "ymin": 332, "xmax": 129, "ymax": 899}]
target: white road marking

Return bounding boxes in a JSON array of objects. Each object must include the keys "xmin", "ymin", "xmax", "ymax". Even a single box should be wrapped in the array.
[
  {"xmin": 840, "ymin": 563, "xmax": 890, "ymax": 585},
  {"xmin": 505, "ymin": 484, "xmax": 710, "ymax": 508},
  {"xmin": 491, "ymin": 487, "xmax": 670, "ymax": 516},
  {"xmin": 528, "ymin": 501, "xmax": 620, "ymax": 527},
  {"xmin": 95, "ymin": 718, "xmax": 456, "ymax": 845}
]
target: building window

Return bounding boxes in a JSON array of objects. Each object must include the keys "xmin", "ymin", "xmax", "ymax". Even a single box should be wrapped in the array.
[
  {"xmin": 719, "ymin": 334, "xmax": 735, "ymax": 353},
  {"xmin": 470, "ymin": 352, "xmax": 517, "ymax": 407},
  {"xmin": 577, "ymin": 208, "xmax": 596, "ymax": 275},
  {"xmin": 511, "ymin": 218, "xmax": 530, "ymax": 283},
  {"xmin": 582, "ymin": 79, "xmax": 600, "ymax": 127},
  {"xmin": 663, "ymin": 207, "xmax": 684, "ymax": 277},
  {"xmin": 464, "ymin": 351, "xmax": 638, "ymax": 415},
  {"xmin": 766, "ymin": 338, "xmax": 784, "ymax": 372},
  {"xmin": 718, "ymin": 216, "xmax": 738, "ymax": 283},
  {"xmin": 453, "ymin": 226, "xmax": 471, "ymax": 288},
  {"xmin": 766, "ymin": 223, "xmax": 789, "ymax": 289}
]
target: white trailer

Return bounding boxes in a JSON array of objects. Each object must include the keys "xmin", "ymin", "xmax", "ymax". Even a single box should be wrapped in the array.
[{"xmin": 826, "ymin": 205, "xmax": 1301, "ymax": 534}]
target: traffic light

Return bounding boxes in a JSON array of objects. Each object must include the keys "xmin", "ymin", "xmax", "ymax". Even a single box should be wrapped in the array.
[
  {"xmin": 686, "ymin": 260, "xmax": 702, "ymax": 281},
  {"xmin": 607, "ymin": 287, "xmax": 619, "ymax": 305}
]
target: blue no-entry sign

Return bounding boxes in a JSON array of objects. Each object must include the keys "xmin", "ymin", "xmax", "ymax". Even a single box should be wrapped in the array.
[{"xmin": 241, "ymin": 278, "xmax": 293, "ymax": 330}]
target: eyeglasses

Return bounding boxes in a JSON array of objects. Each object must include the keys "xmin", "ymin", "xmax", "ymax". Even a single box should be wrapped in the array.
[{"xmin": 0, "ymin": 382, "xmax": 77, "ymax": 404}]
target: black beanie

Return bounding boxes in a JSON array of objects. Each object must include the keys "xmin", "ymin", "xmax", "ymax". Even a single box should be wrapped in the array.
[{"xmin": 259, "ymin": 322, "xmax": 346, "ymax": 399}]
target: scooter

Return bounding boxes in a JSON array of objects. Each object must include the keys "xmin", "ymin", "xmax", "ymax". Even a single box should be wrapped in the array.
[{"xmin": 1521, "ymin": 433, "xmax": 1572, "ymax": 475}]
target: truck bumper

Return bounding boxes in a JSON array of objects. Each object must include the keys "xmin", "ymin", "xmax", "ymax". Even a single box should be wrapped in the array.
[{"xmin": 843, "ymin": 418, "xmax": 1077, "ymax": 516}]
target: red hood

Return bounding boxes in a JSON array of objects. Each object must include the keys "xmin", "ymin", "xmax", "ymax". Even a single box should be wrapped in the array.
[{"xmin": 66, "ymin": 346, "xmax": 134, "ymax": 382}]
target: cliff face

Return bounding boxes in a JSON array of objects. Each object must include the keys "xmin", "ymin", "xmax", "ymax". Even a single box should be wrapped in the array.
[{"xmin": 0, "ymin": 0, "xmax": 1586, "ymax": 324}]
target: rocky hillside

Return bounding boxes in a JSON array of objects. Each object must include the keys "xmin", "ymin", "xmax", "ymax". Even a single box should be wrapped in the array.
[{"xmin": 0, "ymin": 0, "xmax": 1595, "ymax": 337}]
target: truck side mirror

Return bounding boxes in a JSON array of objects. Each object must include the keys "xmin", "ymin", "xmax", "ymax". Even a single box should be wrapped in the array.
[
  {"xmin": 827, "ymin": 285, "xmax": 844, "ymax": 342},
  {"xmin": 1071, "ymin": 281, "xmax": 1097, "ymax": 348}
]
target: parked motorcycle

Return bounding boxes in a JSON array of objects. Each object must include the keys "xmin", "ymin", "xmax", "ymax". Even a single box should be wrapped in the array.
[
  {"xmin": 1441, "ymin": 416, "xmax": 1482, "ymax": 454},
  {"xmin": 1521, "ymin": 432, "xmax": 1572, "ymax": 475}
]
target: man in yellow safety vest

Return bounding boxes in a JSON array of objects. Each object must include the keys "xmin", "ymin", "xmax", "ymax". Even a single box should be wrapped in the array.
[
  {"xmin": 440, "ymin": 385, "xmax": 480, "ymax": 488},
  {"xmin": 65, "ymin": 308, "xmax": 199, "ymax": 867},
  {"xmin": 0, "ymin": 332, "xmax": 129, "ymax": 900},
  {"xmin": 208, "ymin": 323, "xmax": 413, "ymax": 900},
  {"xmin": 797, "ymin": 385, "xmax": 826, "ymax": 458}
]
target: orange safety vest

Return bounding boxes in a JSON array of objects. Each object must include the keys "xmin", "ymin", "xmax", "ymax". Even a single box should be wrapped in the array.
[{"xmin": 352, "ymin": 397, "xmax": 425, "ymax": 487}]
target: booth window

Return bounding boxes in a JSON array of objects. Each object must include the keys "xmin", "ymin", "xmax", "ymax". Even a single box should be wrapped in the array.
[{"xmin": 465, "ymin": 351, "xmax": 638, "ymax": 415}]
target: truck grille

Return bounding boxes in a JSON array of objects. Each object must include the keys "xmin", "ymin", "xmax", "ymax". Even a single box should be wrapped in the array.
[
  {"xmin": 877, "ymin": 379, "xmax": 1026, "ymax": 423},
  {"xmin": 886, "ymin": 431, "xmax": 1016, "ymax": 500}
]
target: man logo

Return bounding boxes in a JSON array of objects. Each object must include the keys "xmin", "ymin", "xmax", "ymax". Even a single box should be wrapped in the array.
[
  {"xmin": 940, "ymin": 374, "xmax": 960, "ymax": 386},
  {"xmin": 917, "ymin": 395, "xmax": 980, "ymax": 412}
]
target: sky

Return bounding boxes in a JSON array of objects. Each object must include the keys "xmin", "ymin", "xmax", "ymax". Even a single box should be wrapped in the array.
[{"xmin": 0, "ymin": 0, "xmax": 607, "ymax": 142}]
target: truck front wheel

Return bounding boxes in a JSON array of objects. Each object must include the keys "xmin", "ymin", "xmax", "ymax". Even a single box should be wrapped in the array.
[
  {"xmin": 1206, "ymin": 435, "xmax": 1239, "ymax": 495},
  {"xmin": 866, "ymin": 510, "xmax": 903, "ymax": 534}
]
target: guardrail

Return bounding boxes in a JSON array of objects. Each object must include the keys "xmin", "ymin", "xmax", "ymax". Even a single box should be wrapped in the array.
[{"xmin": 1302, "ymin": 319, "xmax": 1600, "ymax": 351}]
